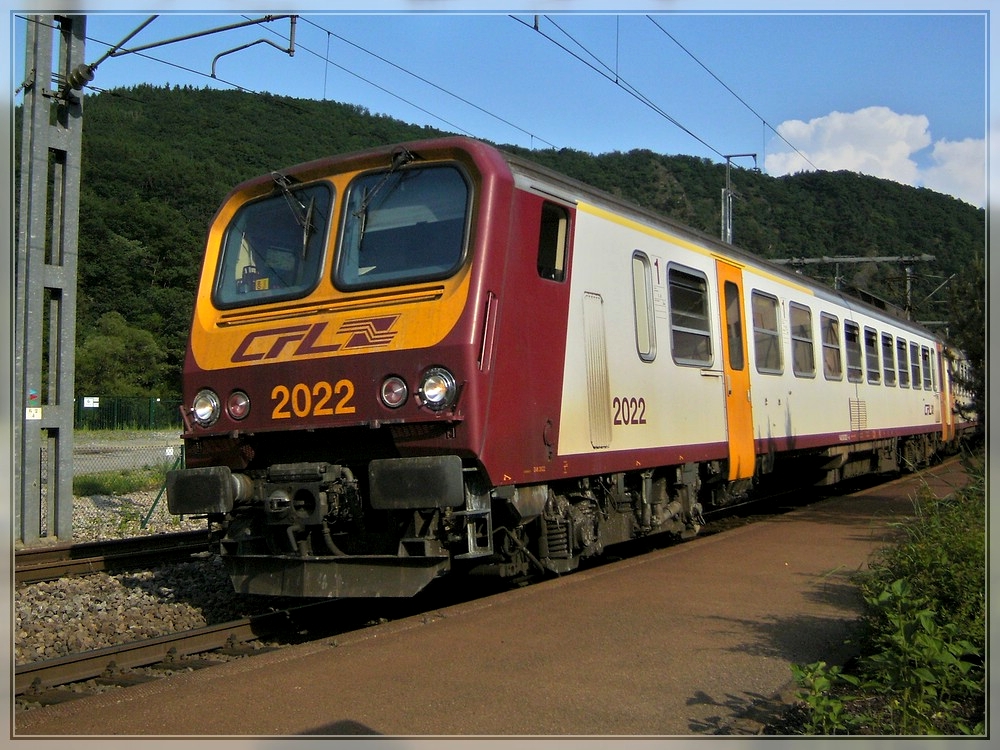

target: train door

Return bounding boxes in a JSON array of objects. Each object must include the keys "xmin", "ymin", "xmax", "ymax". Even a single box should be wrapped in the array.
[
  {"xmin": 715, "ymin": 259, "xmax": 755, "ymax": 481},
  {"xmin": 938, "ymin": 343, "xmax": 955, "ymax": 446}
]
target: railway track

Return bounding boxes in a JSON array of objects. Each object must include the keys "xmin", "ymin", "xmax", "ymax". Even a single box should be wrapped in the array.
[
  {"xmin": 14, "ymin": 530, "xmax": 210, "ymax": 584},
  {"xmin": 15, "ymin": 599, "xmax": 342, "ymax": 700}
]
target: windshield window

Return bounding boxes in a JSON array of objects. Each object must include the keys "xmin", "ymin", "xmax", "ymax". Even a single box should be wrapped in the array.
[
  {"xmin": 214, "ymin": 182, "xmax": 332, "ymax": 308},
  {"xmin": 337, "ymin": 164, "xmax": 470, "ymax": 290}
]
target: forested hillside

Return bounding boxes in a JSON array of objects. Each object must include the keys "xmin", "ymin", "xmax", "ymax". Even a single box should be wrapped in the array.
[{"xmin": 46, "ymin": 84, "xmax": 983, "ymax": 398}]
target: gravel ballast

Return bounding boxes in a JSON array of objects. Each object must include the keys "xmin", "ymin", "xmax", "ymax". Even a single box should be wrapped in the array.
[
  {"xmin": 15, "ymin": 490, "xmax": 261, "ymax": 667},
  {"xmin": 14, "ymin": 558, "xmax": 250, "ymax": 664}
]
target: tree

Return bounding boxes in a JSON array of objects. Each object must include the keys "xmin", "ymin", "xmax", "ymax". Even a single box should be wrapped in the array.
[
  {"xmin": 75, "ymin": 312, "xmax": 169, "ymax": 397},
  {"xmin": 945, "ymin": 253, "xmax": 986, "ymax": 429}
]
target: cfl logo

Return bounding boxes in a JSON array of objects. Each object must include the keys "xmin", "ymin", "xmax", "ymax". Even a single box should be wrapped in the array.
[{"xmin": 231, "ymin": 316, "xmax": 400, "ymax": 362}]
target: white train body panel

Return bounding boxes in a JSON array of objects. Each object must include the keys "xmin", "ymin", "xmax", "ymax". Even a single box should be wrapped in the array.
[
  {"xmin": 741, "ymin": 269, "xmax": 943, "ymax": 449},
  {"xmin": 555, "ymin": 194, "xmax": 948, "ymax": 468},
  {"xmin": 557, "ymin": 203, "xmax": 726, "ymax": 459}
]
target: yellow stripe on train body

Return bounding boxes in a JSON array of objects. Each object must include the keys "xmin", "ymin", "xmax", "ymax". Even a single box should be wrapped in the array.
[
  {"xmin": 189, "ymin": 175, "xmax": 474, "ymax": 372},
  {"xmin": 576, "ymin": 201, "xmax": 815, "ymax": 296}
]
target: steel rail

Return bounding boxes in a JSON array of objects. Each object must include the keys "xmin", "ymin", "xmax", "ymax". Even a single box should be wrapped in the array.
[
  {"xmin": 14, "ymin": 530, "xmax": 211, "ymax": 584},
  {"xmin": 15, "ymin": 600, "xmax": 339, "ymax": 695}
]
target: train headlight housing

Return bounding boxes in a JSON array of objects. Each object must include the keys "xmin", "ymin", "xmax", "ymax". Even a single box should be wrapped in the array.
[
  {"xmin": 192, "ymin": 389, "xmax": 221, "ymax": 427},
  {"xmin": 380, "ymin": 376, "xmax": 408, "ymax": 409},
  {"xmin": 418, "ymin": 367, "xmax": 457, "ymax": 411},
  {"xmin": 227, "ymin": 390, "xmax": 251, "ymax": 420}
]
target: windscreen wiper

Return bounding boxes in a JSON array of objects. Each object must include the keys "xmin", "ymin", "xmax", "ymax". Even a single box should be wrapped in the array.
[
  {"xmin": 300, "ymin": 195, "xmax": 315, "ymax": 258},
  {"xmin": 271, "ymin": 172, "xmax": 316, "ymax": 257},
  {"xmin": 352, "ymin": 148, "xmax": 417, "ymax": 244}
]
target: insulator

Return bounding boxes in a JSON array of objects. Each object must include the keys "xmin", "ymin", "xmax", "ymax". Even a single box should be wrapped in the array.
[{"xmin": 66, "ymin": 63, "xmax": 94, "ymax": 91}]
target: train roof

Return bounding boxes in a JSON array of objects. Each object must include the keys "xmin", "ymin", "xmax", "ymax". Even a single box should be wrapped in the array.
[{"xmin": 495, "ymin": 141, "xmax": 941, "ymax": 342}]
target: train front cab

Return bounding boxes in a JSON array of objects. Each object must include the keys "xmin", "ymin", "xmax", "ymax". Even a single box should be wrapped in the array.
[
  {"xmin": 166, "ymin": 138, "xmax": 600, "ymax": 598},
  {"xmin": 165, "ymin": 139, "xmax": 529, "ymax": 597}
]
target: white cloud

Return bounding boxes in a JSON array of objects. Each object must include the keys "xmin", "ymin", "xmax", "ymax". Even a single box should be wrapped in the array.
[
  {"xmin": 765, "ymin": 106, "xmax": 985, "ymax": 208},
  {"xmin": 921, "ymin": 137, "xmax": 987, "ymax": 208}
]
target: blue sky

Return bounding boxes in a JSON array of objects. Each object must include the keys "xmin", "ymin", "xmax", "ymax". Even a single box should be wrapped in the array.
[{"xmin": 8, "ymin": 2, "xmax": 992, "ymax": 207}]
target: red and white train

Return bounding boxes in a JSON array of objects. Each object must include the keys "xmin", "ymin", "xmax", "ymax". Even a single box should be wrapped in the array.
[{"xmin": 166, "ymin": 137, "xmax": 977, "ymax": 598}]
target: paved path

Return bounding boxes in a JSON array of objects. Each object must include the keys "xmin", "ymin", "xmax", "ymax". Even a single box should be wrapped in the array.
[{"xmin": 15, "ymin": 460, "xmax": 969, "ymax": 738}]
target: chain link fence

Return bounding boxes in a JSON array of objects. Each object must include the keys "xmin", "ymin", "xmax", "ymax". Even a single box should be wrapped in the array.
[{"xmin": 65, "ymin": 398, "xmax": 190, "ymax": 540}]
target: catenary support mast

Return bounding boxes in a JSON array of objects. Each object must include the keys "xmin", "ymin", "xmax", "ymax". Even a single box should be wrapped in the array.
[{"xmin": 15, "ymin": 15, "xmax": 87, "ymax": 544}]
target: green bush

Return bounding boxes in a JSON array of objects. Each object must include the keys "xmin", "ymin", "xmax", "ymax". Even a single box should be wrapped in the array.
[
  {"xmin": 792, "ymin": 454, "xmax": 985, "ymax": 735},
  {"xmin": 857, "ymin": 578, "xmax": 982, "ymax": 734},
  {"xmin": 789, "ymin": 661, "xmax": 860, "ymax": 734},
  {"xmin": 862, "ymin": 462, "xmax": 986, "ymax": 652}
]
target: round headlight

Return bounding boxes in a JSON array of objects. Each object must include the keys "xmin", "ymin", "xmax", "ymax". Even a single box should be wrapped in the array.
[
  {"xmin": 418, "ymin": 367, "xmax": 457, "ymax": 411},
  {"xmin": 227, "ymin": 390, "xmax": 251, "ymax": 420},
  {"xmin": 192, "ymin": 389, "xmax": 221, "ymax": 427},
  {"xmin": 380, "ymin": 376, "xmax": 408, "ymax": 409}
]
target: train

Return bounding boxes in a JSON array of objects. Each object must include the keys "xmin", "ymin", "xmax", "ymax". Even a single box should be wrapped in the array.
[{"xmin": 166, "ymin": 136, "xmax": 978, "ymax": 598}]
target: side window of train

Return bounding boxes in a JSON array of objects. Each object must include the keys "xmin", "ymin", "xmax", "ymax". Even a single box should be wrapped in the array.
[
  {"xmin": 910, "ymin": 342, "xmax": 921, "ymax": 387},
  {"xmin": 864, "ymin": 327, "xmax": 880, "ymax": 384},
  {"xmin": 537, "ymin": 201, "xmax": 569, "ymax": 282},
  {"xmin": 882, "ymin": 333, "xmax": 896, "ymax": 386},
  {"xmin": 821, "ymin": 313, "xmax": 842, "ymax": 380},
  {"xmin": 897, "ymin": 337, "xmax": 910, "ymax": 387},
  {"xmin": 724, "ymin": 281, "xmax": 745, "ymax": 371},
  {"xmin": 845, "ymin": 321, "xmax": 863, "ymax": 383},
  {"xmin": 789, "ymin": 302, "xmax": 815, "ymax": 378},
  {"xmin": 921, "ymin": 346, "xmax": 932, "ymax": 390},
  {"xmin": 751, "ymin": 291, "xmax": 782, "ymax": 374},
  {"xmin": 631, "ymin": 251, "xmax": 656, "ymax": 362},
  {"xmin": 668, "ymin": 266, "xmax": 712, "ymax": 366}
]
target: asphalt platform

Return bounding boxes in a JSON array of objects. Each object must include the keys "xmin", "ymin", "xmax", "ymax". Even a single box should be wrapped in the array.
[{"xmin": 14, "ymin": 459, "xmax": 970, "ymax": 740}]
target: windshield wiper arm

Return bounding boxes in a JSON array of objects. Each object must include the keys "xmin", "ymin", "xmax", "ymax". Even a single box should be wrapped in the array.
[
  {"xmin": 301, "ymin": 196, "xmax": 315, "ymax": 258},
  {"xmin": 352, "ymin": 148, "xmax": 417, "ymax": 244},
  {"xmin": 271, "ymin": 172, "xmax": 317, "ymax": 256}
]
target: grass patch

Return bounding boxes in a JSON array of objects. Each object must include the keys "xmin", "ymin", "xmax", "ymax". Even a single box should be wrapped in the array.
[{"xmin": 72, "ymin": 465, "xmax": 168, "ymax": 496}]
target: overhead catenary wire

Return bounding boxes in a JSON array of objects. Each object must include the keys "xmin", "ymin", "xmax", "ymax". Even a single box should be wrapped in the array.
[
  {"xmin": 23, "ymin": 13, "xmax": 522, "ymax": 146},
  {"xmin": 296, "ymin": 16, "xmax": 557, "ymax": 149},
  {"xmin": 517, "ymin": 14, "xmax": 817, "ymax": 171},
  {"xmin": 23, "ymin": 12, "xmax": 811, "ymax": 165},
  {"xmin": 644, "ymin": 15, "xmax": 818, "ymax": 171},
  {"xmin": 514, "ymin": 14, "xmax": 727, "ymax": 160},
  {"xmin": 17, "ymin": 15, "xmax": 316, "ymax": 116},
  {"xmin": 239, "ymin": 13, "xmax": 558, "ymax": 147},
  {"xmin": 247, "ymin": 15, "xmax": 477, "ymax": 140},
  {"xmin": 15, "ymin": 12, "xmax": 274, "ymax": 99}
]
